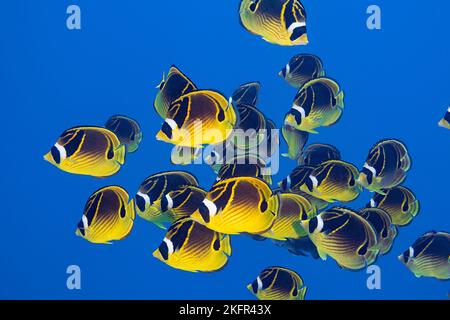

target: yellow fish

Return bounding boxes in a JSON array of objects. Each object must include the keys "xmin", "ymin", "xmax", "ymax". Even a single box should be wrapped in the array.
[
  {"xmin": 76, "ymin": 186, "xmax": 135, "ymax": 244},
  {"xmin": 156, "ymin": 90, "xmax": 237, "ymax": 147},
  {"xmin": 248, "ymin": 267, "xmax": 307, "ymax": 300},
  {"xmin": 105, "ymin": 115, "xmax": 143, "ymax": 153},
  {"xmin": 231, "ymin": 104, "xmax": 267, "ymax": 151},
  {"xmin": 260, "ymin": 192, "xmax": 316, "ymax": 240},
  {"xmin": 190, "ymin": 177, "xmax": 278, "ymax": 235},
  {"xmin": 135, "ymin": 171, "xmax": 199, "ymax": 228},
  {"xmin": 399, "ymin": 231, "xmax": 450, "ymax": 280},
  {"xmin": 239, "ymin": 0, "xmax": 309, "ymax": 46},
  {"xmin": 367, "ymin": 186, "xmax": 419, "ymax": 226},
  {"xmin": 299, "ymin": 160, "xmax": 362, "ymax": 203},
  {"xmin": 281, "ymin": 124, "xmax": 309, "ymax": 161},
  {"xmin": 216, "ymin": 154, "xmax": 272, "ymax": 184},
  {"xmin": 44, "ymin": 126, "xmax": 126, "ymax": 177},
  {"xmin": 154, "ymin": 65, "xmax": 197, "ymax": 119},
  {"xmin": 231, "ymin": 81, "xmax": 261, "ymax": 107},
  {"xmin": 153, "ymin": 217, "xmax": 232, "ymax": 273},
  {"xmin": 280, "ymin": 54, "xmax": 325, "ymax": 88},
  {"xmin": 301, "ymin": 207, "xmax": 379, "ymax": 270},
  {"xmin": 284, "ymin": 78, "xmax": 344, "ymax": 133},
  {"xmin": 299, "ymin": 143, "xmax": 341, "ymax": 166},
  {"xmin": 359, "ymin": 208, "xmax": 397, "ymax": 255},
  {"xmin": 160, "ymin": 186, "xmax": 207, "ymax": 219},
  {"xmin": 358, "ymin": 139, "xmax": 411, "ymax": 193}
]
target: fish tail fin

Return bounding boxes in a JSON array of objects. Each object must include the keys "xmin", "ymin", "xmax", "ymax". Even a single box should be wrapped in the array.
[
  {"xmin": 336, "ymin": 91, "xmax": 345, "ymax": 109},
  {"xmin": 115, "ymin": 145, "xmax": 127, "ymax": 164},
  {"xmin": 127, "ymin": 198, "xmax": 136, "ymax": 220},
  {"xmin": 222, "ymin": 235, "xmax": 232, "ymax": 256}
]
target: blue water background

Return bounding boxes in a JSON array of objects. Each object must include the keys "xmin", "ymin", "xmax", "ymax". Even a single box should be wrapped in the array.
[{"xmin": 1, "ymin": 1, "xmax": 449, "ymax": 299}]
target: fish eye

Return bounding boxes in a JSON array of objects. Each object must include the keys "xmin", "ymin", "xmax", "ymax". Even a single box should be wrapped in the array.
[
  {"xmin": 50, "ymin": 146, "xmax": 61, "ymax": 164},
  {"xmin": 381, "ymin": 228, "xmax": 388, "ymax": 238},
  {"xmin": 249, "ymin": 0, "xmax": 260, "ymax": 13},
  {"xmin": 308, "ymin": 217, "xmax": 318, "ymax": 233}
]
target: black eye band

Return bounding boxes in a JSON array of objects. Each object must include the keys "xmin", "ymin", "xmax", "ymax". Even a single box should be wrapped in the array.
[
  {"xmin": 51, "ymin": 146, "xmax": 61, "ymax": 164},
  {"xmin": 162, "ymin": 122, "xmax": 173, "ymax": 139}
]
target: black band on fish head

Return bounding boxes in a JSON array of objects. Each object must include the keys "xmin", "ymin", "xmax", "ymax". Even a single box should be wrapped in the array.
[
  {"xmin": 161, "ymin": 122, "xmax": 173, "ymax": 140},
  {"xmin": 51, "ymin": 146, "xmax": 61, "ymax": 164},
  {"xmin": 305, "ymin": 177, "xmax": 314, "ymax": 192},
  {"xmin": 308, "ymin": 216, "xmax": 318, "ymax": 234},
  {"xmin": 198, "ymin": 202, "xmax": 211, "ymax": 223},
  {"xmin": 135, "ymin": 194, "xmax": 147, "ymax": 212},
  {"xmin": 251, "ymin": 280, "xmax": 259, "ymax": 294},
  {"xmin": 158, "ymin": 242, "xmax": 169, "ymax": 261},
  {"xmin": 361, "ymin": 167, "xmax": 373, "ymax": 185},
  {"xmin": 290, "ymin": 26, "xmax": 307, "ymax": 42},
  {"xmin": 77, "ymin": 221, "xmax": 85, "ymax": 236},
  {"xmin": 289, "ymin": 109, "xmax": 303, "ymax": 126},
  {"xmin": 281, "ymin": 67, "xmax": 287, "ymax": 79}
]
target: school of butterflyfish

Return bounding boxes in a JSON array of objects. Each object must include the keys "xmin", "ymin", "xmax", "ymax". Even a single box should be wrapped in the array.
[{"xmin": 44, "ymin": 0, "xmax": 449, "ymax": 300}]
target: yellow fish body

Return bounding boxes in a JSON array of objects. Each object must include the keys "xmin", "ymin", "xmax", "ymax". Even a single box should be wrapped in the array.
[
  {"xmin": 280, "ymin": 54, "xmax": 325, "ymax": 88},
  {"xmin": 135, "ymin": 171, "xmax": 199, "ymax": 228},
  {"xmin": 248, "ymin": 267, "xmax": 307, "ymax": 300},
  {"xmin": 299, "ymin": 160, "xmax": 362, "ymax": 203},
  {"xmin": 231, "ymin": 81, "xmax": 261, "ymax": 107},
  {"xmin": 359, "ymin": 208, "xmax": 397, "ymax": 255},
  {"xmin": 105, "ymin": 115, "xmax": 143, "ymax": 153},
  {"xmin": 160, "ymin": 186, "xmax": 207, "ymax": 219},
  {"xmin": 44, "ymin": 126, "xmax": 126, "ymax": 177},
  {"xmin": 367, "ymin": 186, "xmax": 419, "ymax": 226},
  {"xmin": 190, "ymin": 177, "xmax": 278, "ymax": 235},
  {"xmin": 399, "ymin": 231, "xmax": 450, "ymax": 280},
  {"xmin": 285, "ymin": 78, "xmax": 344, "ymax": 133},
  {"xmin": 261, "ymin": 192, "xmax": 316, "ymax": 240},
  {"xmin": 358, "ymin": 139, "xmax": 411, "ymax": 193},
  {"xmin": 239, "ymin": 0, "xmax": 309, "ymax": 46},
  {"xmin": 76, "ymin": 186, "xmax": 135, "ymax": 244},
  {"xmin": 299, "ymin": 143, "xmax": 341, "ymax": 166},
  {"xmin": 302, "ymin": 207, "xmax": 379, "ymax": 270},
  {"xmin": 154, "ymin": 65, "xmax": 197, "ymax": 119},
  {"xmin": 281, "ymin": 124, "xmax": 309, "ymax": 161},
  {"xmin": 156, "ymin": 90, "xmax": 237, "ymax": 147},
  {"xmin": 153, "ymin": 217, "xmax": 232, "ymax": 273}
]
